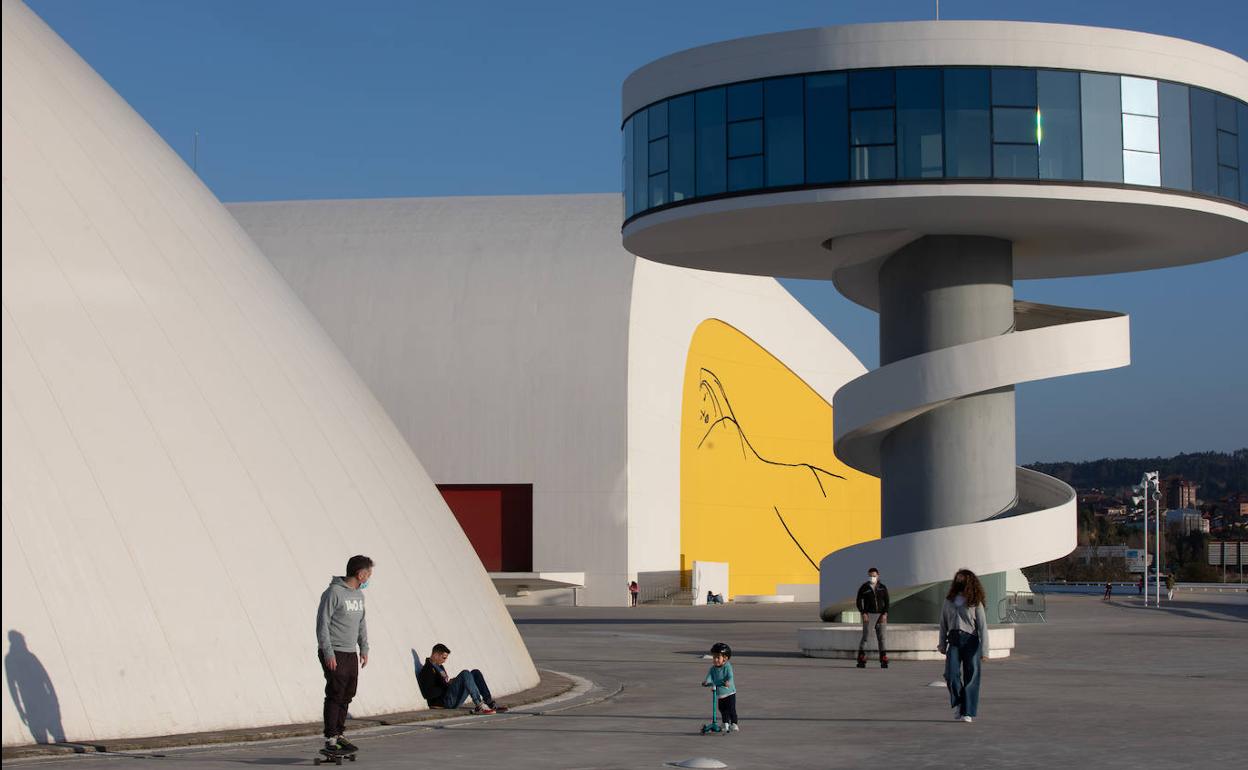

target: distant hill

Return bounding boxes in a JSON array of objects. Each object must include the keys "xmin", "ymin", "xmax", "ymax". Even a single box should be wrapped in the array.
[{"xmin": 1025, "ymin": 449, "xmax": 1248, "ymax": 499}]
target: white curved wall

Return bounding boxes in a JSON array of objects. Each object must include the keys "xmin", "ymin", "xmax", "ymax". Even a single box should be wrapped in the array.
[
  {"xmin": 1, "ymin": 0, "xmax": 535, "ymax": 746},
  {"xmin": 626, "ymin": 259, "xmax": 869, "ymax": 575},
  {"xmin": 230, "ymin": 195, "xmax": 636, "ymax": 606}
]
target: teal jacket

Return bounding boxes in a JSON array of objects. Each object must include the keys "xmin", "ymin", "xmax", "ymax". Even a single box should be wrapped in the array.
[{"xmin": 703, "ymin": 661, "xmax": 736, "ymax": 697}]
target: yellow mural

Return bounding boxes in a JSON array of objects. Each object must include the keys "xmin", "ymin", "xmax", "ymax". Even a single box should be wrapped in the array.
[{"xmin": 681, "ymin": 319, "xmax": 881, "ymax": 597}]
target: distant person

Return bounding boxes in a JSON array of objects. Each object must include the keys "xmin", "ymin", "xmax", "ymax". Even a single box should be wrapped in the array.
[
  {"xmin": 1166, "ymin": 573, "xmax": 1176, "ymax": 601},
  {"xmin": 316, "ymin": 555, "xmax": 373, "ymax": 754},
  {"xmin": 629, "ymin": 581, "xmax": 640, "ymax": 607},
  {"xmin": 5, "ymin": 630, "xmax": 66, "ymax": 744},
  {"xmin": 939, "ymin": 568, "xmax": 990, "ymax": 723},
  {"xmin": 701, "ymin": 642, "xmax": 738, "ymax": 732},
  {"xmin": 706, "ymin": 590, "xmax": 724, "ymax": 605},
  {"xmin": 855, "ymin": 567, "xmax": 890, "ymax": 669},
  {"xmin": 1137, "ymin": 576, "xmax": 1144, "ymax": 596},
  {"xmin": 417, "ymin": 643, "xmax": 508, "ymax": 714},
  {"xmin": 1103, "ymin": 580, "xmax": 1113, "ymax": 601}
]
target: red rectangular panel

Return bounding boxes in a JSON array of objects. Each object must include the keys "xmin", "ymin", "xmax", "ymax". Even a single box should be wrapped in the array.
[{"xmin": 437, "ymin": 484, "xmax": 532, "ymax": 572}]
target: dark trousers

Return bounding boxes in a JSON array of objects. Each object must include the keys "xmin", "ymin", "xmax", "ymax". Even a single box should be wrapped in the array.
[
  {"xmin": 945, "ymin": 630, "xmax": 982, "ymax": 718},
  {"xmin": 441, "ymin": 669, "xmax": 493, "ymax": 708},
  {"xmin": 859, "ymin": 614, "xmax": 887, "ymax": 657},
  {"xmin": 319, "ymin": 650, "xmax": 359, "ymax": 738},
  {"xmin": 717, "ymin": 693, "xmax": 738, "ymax": 725}
]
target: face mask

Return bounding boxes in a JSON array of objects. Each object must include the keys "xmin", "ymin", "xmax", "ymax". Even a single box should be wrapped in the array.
[
  {"xmin": 869, "ymin": 576, "xmax": 878, "ymax": 585},
  {"xmin": 954, "ymin": 595, "xmax": 966, "ymax": 607},
  {"xmin": 360, "ymin": 580, "xmax": 371, "ymax": 590}
]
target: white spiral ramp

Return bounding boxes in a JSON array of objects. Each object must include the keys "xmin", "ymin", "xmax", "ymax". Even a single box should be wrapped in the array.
[{"xmin": 818, "ymin": 301, "xmax": 1131, "ymax": 617}]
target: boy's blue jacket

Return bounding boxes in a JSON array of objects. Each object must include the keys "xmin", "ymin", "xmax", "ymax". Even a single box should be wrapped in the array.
[{"xmin": 703, "ymin": 661, "xmax": 736, "ymax": 696}]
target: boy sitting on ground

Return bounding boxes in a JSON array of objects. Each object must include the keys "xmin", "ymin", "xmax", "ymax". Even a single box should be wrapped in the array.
[{"xmin": 417, "ymin": 643, "xmax": 509, "ymax": 714}]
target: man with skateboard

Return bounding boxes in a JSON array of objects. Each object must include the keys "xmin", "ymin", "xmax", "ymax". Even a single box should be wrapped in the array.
[
  {"xmin": 856, "ymin": 567, "xmax": 890, "ymax": 669},
  {"xmin": 417, "ymin": 643, "xmax": 509, "ymax": 714},
  {"xmin": 316, "ymin": 555, "xmax": 373, "ymax": 756}
]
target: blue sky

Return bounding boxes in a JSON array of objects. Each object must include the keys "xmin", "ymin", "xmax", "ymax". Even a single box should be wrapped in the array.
[{"xmin": 26, "ymin": 0, "xmax": 1247, "ymax": 464}]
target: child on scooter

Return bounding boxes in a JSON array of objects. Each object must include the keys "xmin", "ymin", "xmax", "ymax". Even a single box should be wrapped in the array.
[{"xmin": 702, "ymin": 642, "xmax": 738, "ymax": 732}]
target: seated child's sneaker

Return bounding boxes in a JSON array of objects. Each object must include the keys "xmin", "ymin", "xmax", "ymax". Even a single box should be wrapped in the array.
[{"xmin": 472, "ymin": 703, "xmax": 495, "ymax": 715}]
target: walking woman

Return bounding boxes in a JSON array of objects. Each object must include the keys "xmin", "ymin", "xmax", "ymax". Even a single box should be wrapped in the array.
[{"xmin": 938, "ymin": 568, "xmax": 989, "ymax": 723}]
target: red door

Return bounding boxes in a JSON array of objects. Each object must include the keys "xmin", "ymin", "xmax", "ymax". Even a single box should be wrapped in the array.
[{"xmin": 437, "ymin": 484, "xmax": 533, "ymax": 572}]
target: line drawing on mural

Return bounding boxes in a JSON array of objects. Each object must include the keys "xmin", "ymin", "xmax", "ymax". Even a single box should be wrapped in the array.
[
  {"xmin": 697, "ymin": 367, "xmax": 845, "ymax": 493},
  {"xmin": 697, "ymin": 368, "xmax": 844, "ymax": 572}
]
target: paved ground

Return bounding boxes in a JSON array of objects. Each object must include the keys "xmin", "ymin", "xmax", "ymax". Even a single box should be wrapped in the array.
[{"xmin": 8, "ymin": 593, "xmax": 1245, "ymax": 769}]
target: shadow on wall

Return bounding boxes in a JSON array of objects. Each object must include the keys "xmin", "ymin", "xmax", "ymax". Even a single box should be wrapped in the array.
[{"xmin": 5, "ymin": 630, "xmax": 67, "ymax": 744}]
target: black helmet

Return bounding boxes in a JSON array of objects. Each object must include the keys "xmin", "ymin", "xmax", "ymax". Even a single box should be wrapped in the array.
[{"xmin": 709, "ymin": 642, "xmax": 732, "ymax": 659}]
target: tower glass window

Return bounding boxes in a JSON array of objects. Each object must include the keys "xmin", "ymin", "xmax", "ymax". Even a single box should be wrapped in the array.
[
  {"xmin": 1037, "ymin": 69, "xmax": 1081, "ymax": 180},
  {"xmin": 944, "ymin": 68, "xmax": 991, "ymax": 178},
  {"xmin": 1081, "ymin": 73, "xmax": 1124, "ymax": 183},
  {"xmin": 765, "ymin": 76, "xmax": 805, "ymax": 187},
  {"xmin": 805, "ymin": 73, "xmax": 849, "ymax": 184},
  {"xmin": 623, "ymin": 66, "xmax": 1247, "ymax": 218},
  {"xmin": 896, "ymin": 68, "xmax": 943, "ymax": 179}
]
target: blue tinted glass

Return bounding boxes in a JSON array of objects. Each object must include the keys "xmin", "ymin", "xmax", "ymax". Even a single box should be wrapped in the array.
[
  {"xmin": 1219, "ymin": 166, "xmax": 1239, "ymax": 199},
  {"xmin": 728, "ymin": 119, "xmax": 763, "ymax": 157},
  {"xmin": 992, "ymin": 68, "xmax": 1036, "ymax": 106},
  {"xmin": 994, "ymin": 144, "xmax": 1039, "ymax": 178},
  {"xmin": 668, "ymin": 95, "xmax": 695, "ymax": 202},
  {"xmin": 727, "ymin": 81, "xmax": 763, "ymax": 122},
  {"xmin": 649, "ymin": 172, "xmax": 668, "ymax": 208},
  {"xmin": 849, "ymin": 70, "xmax": 895, "ymax": 109},
  {"xmin": 851, "ymin": 109, "xmax": 894, "ymax": 145},
  {"xmin": 765, "ymin": 77, "xmax": 804, "ymax": 186},
  {"xmin": 1037, "ymin": 70, "xmax": 1081, "ymax": 180},
  {"xmin": 696, "ymin": 89, "xmax": 727, "ymax": 196},
  {"xmin": 649, "ymin": 137, "xmax": 668, "ymax": 174},
  {"xmin": 623, "ymin": 117, "xmax": 634, "ymax": 218},
  {"xmin": 1216, "ymin": 96, "xmax": 1238, "ymax": 133},
  {"xmin": 944, "ymin": 68, "xmax": 991, "ymax": 177},
  {"xmin": 805, "ymin": 73, "xmax": 849, "ymax": 184},
  {"xmin": 1158, "ymin": 82, "xmax": 1192, "ymax": 190},
  {"xmin": 649, "ymin": 101, "xmax": 668, "ymax": 139},
  {"xmin": 632, "ymin": 108, "xmax": 649, "ymax": 212},
  {"xmin": 993, "ymin": 107, "xmax": 1038, "ymax": 144},
  {"xmin": 1240, "ymin": 104, "xmax": 1248, "ymax": 202},
  {"xmin": 1218, "ymin": 131, "xmax": 1238, "ymax": 167},
  {"xmin": 897, "ymin": 69, "xmax": 943, "ymax": 178},
  {"xmin": 727, "ymin": 155, "xmax": 764, "ymax": 190},
  {"xmin": 1190, "ymin": 88, "xmax": 1218, "ymax": 195},
  {"xmin": 1080, "ymin": 73, "xmax": 1123, "ymax": 183},
  {"xmin": 852, "ymin": 145, "xmax": 896, "ymax": 180}
]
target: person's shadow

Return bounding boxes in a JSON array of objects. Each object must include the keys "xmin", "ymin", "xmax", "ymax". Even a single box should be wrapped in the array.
[{"xmin": 5, "ymin": 630, "xmax": 67, "ymax": 744}]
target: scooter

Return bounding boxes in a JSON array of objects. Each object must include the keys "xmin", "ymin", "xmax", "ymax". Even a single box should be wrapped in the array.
[{"xmin": 700, "ymin": 685, "xmax": 726, "ymax": 734}]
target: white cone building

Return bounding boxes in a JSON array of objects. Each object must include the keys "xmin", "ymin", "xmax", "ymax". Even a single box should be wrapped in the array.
[{"xmin": 1, "ymin": 0, "xmax": 535, "ymax": 746}]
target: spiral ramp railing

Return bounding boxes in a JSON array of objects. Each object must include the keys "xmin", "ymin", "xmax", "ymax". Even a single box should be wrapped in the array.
[{"xmin": 818, "ymin": 300, "xmax": 1132, "ymax": 618}]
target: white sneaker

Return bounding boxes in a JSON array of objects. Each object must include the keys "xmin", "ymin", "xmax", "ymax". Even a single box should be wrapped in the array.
[
  {"xmin": 961, "ymin": 715, "xmax": 974, "ymax": 723},
  {"xmin": 729, "ymin": 723, "xmax": 739, "ymax": 732}
]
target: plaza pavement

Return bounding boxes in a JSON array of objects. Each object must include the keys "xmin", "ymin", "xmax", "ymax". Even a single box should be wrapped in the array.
[{"xmin": 7, "ymin": 593, "xmax": 1245, "ymax": 769}]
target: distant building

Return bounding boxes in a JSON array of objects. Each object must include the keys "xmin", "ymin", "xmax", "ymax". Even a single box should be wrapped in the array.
[
  {"xmin": 1073, "ymin": 545, "xmax": 1129, "ymax": 563},
  {"xmin": 1167, "ymin": 508, "xmax": 1210, "ymax": 535},
  {"xmin": 1165, "ymin": 477, "xmax": 1199, "ymax": 510}
]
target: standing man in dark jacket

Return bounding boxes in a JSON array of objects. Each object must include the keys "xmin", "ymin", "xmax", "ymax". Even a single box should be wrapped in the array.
[
  {"xmin": 316, "ymin": 555, "xmax": 373, "ymax": 753},
  {"xmin": 856, "ymin": 567, "xmax": 890, "ymax": 669}
]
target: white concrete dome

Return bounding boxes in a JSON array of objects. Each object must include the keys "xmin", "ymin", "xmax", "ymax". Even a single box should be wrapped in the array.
[{"xmin": 1, "ymin": 0, "xmax": 535, "ymax": 746}]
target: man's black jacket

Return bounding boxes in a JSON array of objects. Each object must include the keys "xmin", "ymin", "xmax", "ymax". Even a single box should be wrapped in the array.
[
  {"xmin": 856, "ymin": 581, "xmax": 890, "ymax": 614},
  {"xmin": 417, "ymin": 658, "xmax": 449, "ymax": 707}
]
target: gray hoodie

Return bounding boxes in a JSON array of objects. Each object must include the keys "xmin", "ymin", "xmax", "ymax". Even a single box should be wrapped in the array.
[{"xmin": 316, "ymin": 576, "xmax": 369, "ymax": 660}]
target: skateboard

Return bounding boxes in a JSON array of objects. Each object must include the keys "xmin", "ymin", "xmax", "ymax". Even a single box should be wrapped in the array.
[{"xmin": 314, "ymin": 748, "xmax": 358, "ymax": 765}]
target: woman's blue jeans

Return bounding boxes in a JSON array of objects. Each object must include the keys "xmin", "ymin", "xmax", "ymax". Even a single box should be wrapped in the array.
[{"xmin": 945, "ymin": 630, "xmax": 982, "ymax": 718}]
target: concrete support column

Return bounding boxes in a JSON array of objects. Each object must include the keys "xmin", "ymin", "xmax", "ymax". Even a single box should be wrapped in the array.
[{"xmin": 878, "ymin": 235, "xmax": 1018, "ymax": 537}]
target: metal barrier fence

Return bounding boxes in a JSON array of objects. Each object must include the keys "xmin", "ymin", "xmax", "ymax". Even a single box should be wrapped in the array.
[
  {"xmin": 1031, "ymin": 581, "xmax": 1247, "ymax": 595},
  {"xmin": 999, "ymin": 591, "xmax": 1047, "ymax": 623}
]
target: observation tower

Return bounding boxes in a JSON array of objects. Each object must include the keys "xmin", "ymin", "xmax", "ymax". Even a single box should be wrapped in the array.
[{"xmin": 618, "ymin": 21, "xmax": 1248, "ymax": 620}]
